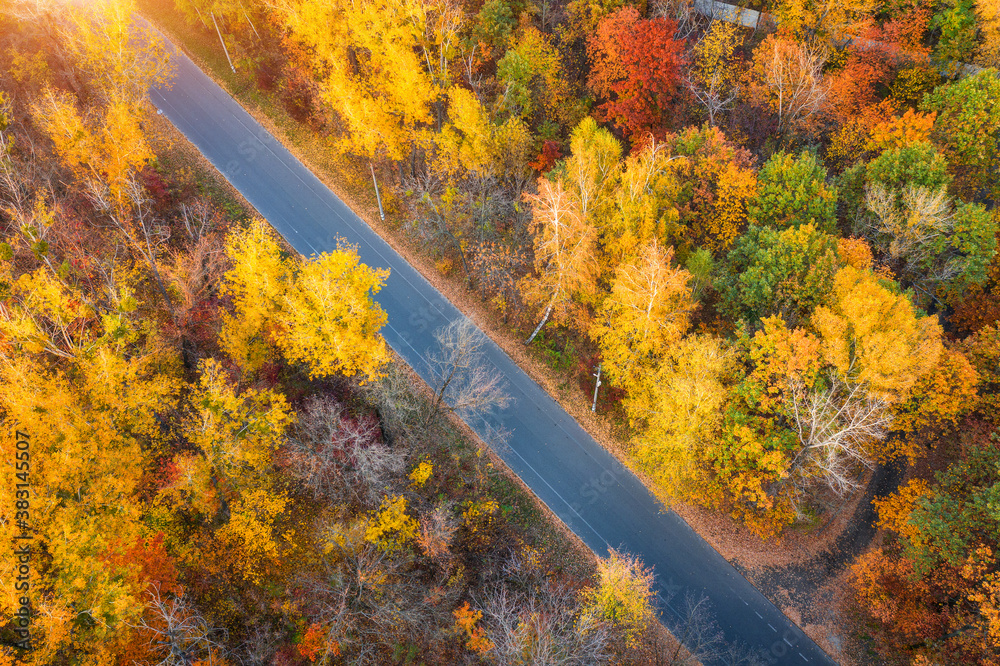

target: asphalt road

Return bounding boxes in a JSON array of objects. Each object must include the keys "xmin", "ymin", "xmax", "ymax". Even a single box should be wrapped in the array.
[{"xmin": 149, "ymin": 45, "xmax": 839, "ymax": 666}]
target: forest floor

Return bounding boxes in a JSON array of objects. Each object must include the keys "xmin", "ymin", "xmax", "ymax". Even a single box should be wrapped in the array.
[{"xmin": 138, "ymin": 6, "xmax": 890, "ymax": 660}]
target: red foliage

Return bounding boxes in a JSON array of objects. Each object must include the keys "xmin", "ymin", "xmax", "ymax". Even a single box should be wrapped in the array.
[
  {"xmin": 587, "ymin": 7, "xmax": 686, "ymax": 141},
  {"xmin": 140, "ymin": 167, "xmax": 172, "ymax": 210},
  {"xmin": 529, "ymin": 140, "xmax": 562, "ymax": 173}
]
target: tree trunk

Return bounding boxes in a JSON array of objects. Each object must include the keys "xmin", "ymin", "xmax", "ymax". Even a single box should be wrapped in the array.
[{"xmin": 525, "ymin": 302, "xmax": 553, "ymax": 344}]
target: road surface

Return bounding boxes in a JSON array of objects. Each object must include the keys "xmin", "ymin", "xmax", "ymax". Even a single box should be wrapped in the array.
[{"xmin": 149, "ymin": 43, "xmax": 838, "ymax": 666}]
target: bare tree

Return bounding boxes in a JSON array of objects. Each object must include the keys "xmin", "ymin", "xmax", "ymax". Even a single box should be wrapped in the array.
[
  {"xmin": 787, "ymin": 374, "xmax": 892, "ymax": 504},
  {"xmin": 479, "ymin": 581, "xmax": 611, "ymax": 665},
  {"xmin": 752, "ymin": 38, "xmax": 829, "ymax": 138},
  {"xmin": 649, "ymin": 0, "xmax": 701, "ymax": 40},
  {"xmin": 416, "ymin": 501, "xmax": 459, "ymax": 559},
  {"xmin": 425, "ymin": 319, "xmax": 511, "ymax": 425},
  {"xmin": 650, "ymin": 591, "xmax": 767, "ymax": 666},
  {"xmin": 299, "ymin": 520, "xmax": 461, "ymax": 665},
  {"xmin": 864, "ymin": 182, "xmax": 973, "ymax": 305},
  {"xmin": 865, "ymin": 183, "xmax": 953, "ymax": 266},
  {"xmin": 283, "ymin": 395, "xmax": 405, "ymax": 506},
  {"xmin": 129, "ymin": 587, "xmax": 227, "ymax": 666},
  {"xmin": 362, "ymin": 361, "xmax": 429, "ymax": 440},
  {"xmin": 87, "ymin": 172, "xmax": 176, "ymax": 313}
]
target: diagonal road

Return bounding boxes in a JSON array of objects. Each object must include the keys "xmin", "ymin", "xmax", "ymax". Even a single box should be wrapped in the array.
[{"xmin": 148, "ymin": 43, "xmax": 838, "ymax": 666}]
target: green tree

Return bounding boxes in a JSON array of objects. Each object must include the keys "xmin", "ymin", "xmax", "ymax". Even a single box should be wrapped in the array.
[
  {"xmin": 720, "ymin": 223, "xmax": 841, "ymax": 327},
  {"xmin": 746, "ymin": 151, "xmax": 838, "ymax": 233},
  {"xmin": 923, "ymin": 69, "xmax": 1000, "ymax": 198},
  {"xmin": 866, "ymin": 141, "xmax": 952, "ymax": 192}
]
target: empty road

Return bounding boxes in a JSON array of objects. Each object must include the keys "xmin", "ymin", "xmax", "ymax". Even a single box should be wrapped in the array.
[{"xmin": 149, "ymin": 41, "xmax": 838, "ymax": 666}]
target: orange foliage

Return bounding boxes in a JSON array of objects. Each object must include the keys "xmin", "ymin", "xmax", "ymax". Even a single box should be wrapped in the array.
[
  {"xmin": 869, "ymin": 108, "xmax": 937, "ymax": 151},
  {"xmin": 825, "ymin": 48, "xmax": 894, "ymax": 123},
  {"xmin": 874, "ymin": 478, "xmax": 929, "ymax": 541},
  {"xmin": 837, "ymin": 237, "xmax": 874, "ymax": 270},
  {"xmin": 453, "ymin": 602, "xmax": 494, "ymax": 655},
  {"xmin": 298, "ymin": 623, "xmax": 338, "ymax": 661},
  {"xmin": 959, "ymin": 325, "xmax": 1000, "ymax": 422},
  {"xmin": 101, "ymin": 532, "xmax": 182, "ymax": 598},
  {"xmin": 851, "ymin": 548, "xmax": 947, "ymax": 646},
  {"xmin": 892, "ymin": 348, "xmax": 979, "ymax": 439}
]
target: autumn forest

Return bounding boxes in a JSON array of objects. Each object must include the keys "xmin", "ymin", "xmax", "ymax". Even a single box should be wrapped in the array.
[{"xmin": 0, "ymin": 0, "xmax": 999, "ymax": 661}]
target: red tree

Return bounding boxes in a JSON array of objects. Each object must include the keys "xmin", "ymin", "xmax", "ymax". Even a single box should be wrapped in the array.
[{"xmin": 587, "ymin": 7, "xmax": 686, "ymax": 142}]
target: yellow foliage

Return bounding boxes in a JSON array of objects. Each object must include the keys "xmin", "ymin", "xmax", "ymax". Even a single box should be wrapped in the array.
[
  {"xmin": 976, "ymin": 0, "xmax": 1000, "ymax": 68},
  {"xmin": 707, "ymin": 163, "xmax": 757, "ymax": 252},
  {"xmin": 409, "ymin": 461, "xmax": 434, "ymax": 487},
  {"xmin": 874, "ymin": 478, "xmax": 929, "ymax": 543},
  {"xmin": 63, "ymin": 0, "xmax": 174, "ymax": 105},
  {"xmin": 868, "ymin": 109, "xmax": 937, "ymax": 152},
  {"xmin": 892, "ymin": 348, "xmax": 979, "ymax": 436},
  {"xmin": 520, "ymin": 177, "xmax": 600, "ymax": 333},
  {"xmin": 690, "ymin": 21, "xmax": 744, "ymax": 95},
  {"xmin": 435, "ymin": 87, "xmax": 531, "ymax": 177},
  {"xmin": 221, "ymin": 220, "xmax": 390, "ymax": 380},
  {"xmin": 219, "ymin": 219, "xmax": 291, "ymax": 371},
  {"xmin": 32, "ymin": 91, "xmax": 154, "ymax": 207},
  {"xmin": 591, "ymin": 241, "xmax": 694, "ymax": 393},
  {"xmin": 366, "ymin": 495, "xmax": 418, "ymax": 552},
  {"xmin": 281, "ymin": 0, "xmax": 457, "ymax": 160},
  {"xmin": 812, "ymin": 266, "xmax": 943, "ymax": 403},
  {"xmin": 774, "ymin": 0, "xmax": 877, "ymax": 41},
  {"xmin": 461, "ymin": 498, "xmax": 499, "ymax": 533},
  {"xmin": 827, "ymin": 117, "xmax": 873, "ymax": 169},
  {"xmin": 580, "ymin": 549, "xmax": 655, "ymax": 647},
  {"xmin": 278, "ymin": 248, "xmax": 390, "ymax": 380},
  {"xmin": 183, "ymin": 358, "xmax": 292, "ymax": 484},
  {"xmin": 217, "ymin": 488, "xmax": 291, "ymax": 583},
  {"xmin": 630, "ymin": 335, "xmax": 729, "ymax": 502},
  {"xmin": 600, "ymin": 141, "xmax": 680, "ymax": 264},
  {"xmin": 748, "ymin": 316, "xmax": 824, "ymax": 408}
]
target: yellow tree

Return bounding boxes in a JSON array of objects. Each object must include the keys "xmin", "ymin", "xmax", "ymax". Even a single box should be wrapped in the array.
[
  {"xmin": 278, "ymin": 247, "xmax": 390, "ymax": 380},
  {"xmin": 32, "ymin": 89, "xmax": 154, "ymax": 208},
  {"xmin": 433, "ymin": 86, "xmax": 531, "ymax": 178},
  {"xmin": 687, "ymin": 21, "xmax": 745, "ymax": 126},
  {"xmin": 580, "ymin": 549, "xmax": 656, "ymax": 648},
  {"xmin": 220, "ymin": 219, "xmax": 391, "ymax": 380},
  {"xmin": 564, "ymin": 117, "xmax": 622, "ymax": 229},
  {"xmin": 812, "ymin": 266, "xmax": 943, "ymax": 403},
  {"xmin": 0, "ymin": 261, "xmax": 180, "ymax": 663},
  {"xmin": 62, "ymin": 0, "xmax": 174, "ymax": 106},
  {"xmin": 774, "ymin": 0, "xmax": 877, "ymax": 42},
  {"xmin": 629, "ymin": 334, "xmax": 729, "ymax": 503},
  {"xmin": 891, "ymin": 348, "xmax": 979, "ymax": 457},
  {"xmin": 181, "ymin": 358, "xmax": 292, "ymax": 487},
  {"xmin": 591, "ymin": 241, "xmax": 695, "ymax": 392},
  {"xmin": 976, "ymin": 0, "xmax": 1000, "ymax": 68},
  {"xmin": 280, "ymin": 0, "xmax": 461, "ymax": 161},
  {"xmin": 219, "ymin": 218, "xmax": 291, "ymax": 371},
  {"xmin": 520, "ymin": 177, "xmax": 599, "ymax": 343},
  {"xmin": 707, "ymin": 162, "xmax": 758, "ymax": 252},
  {"xmin": 600, "ymin": 139, "xmax": 683, "ymax": 265}
]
